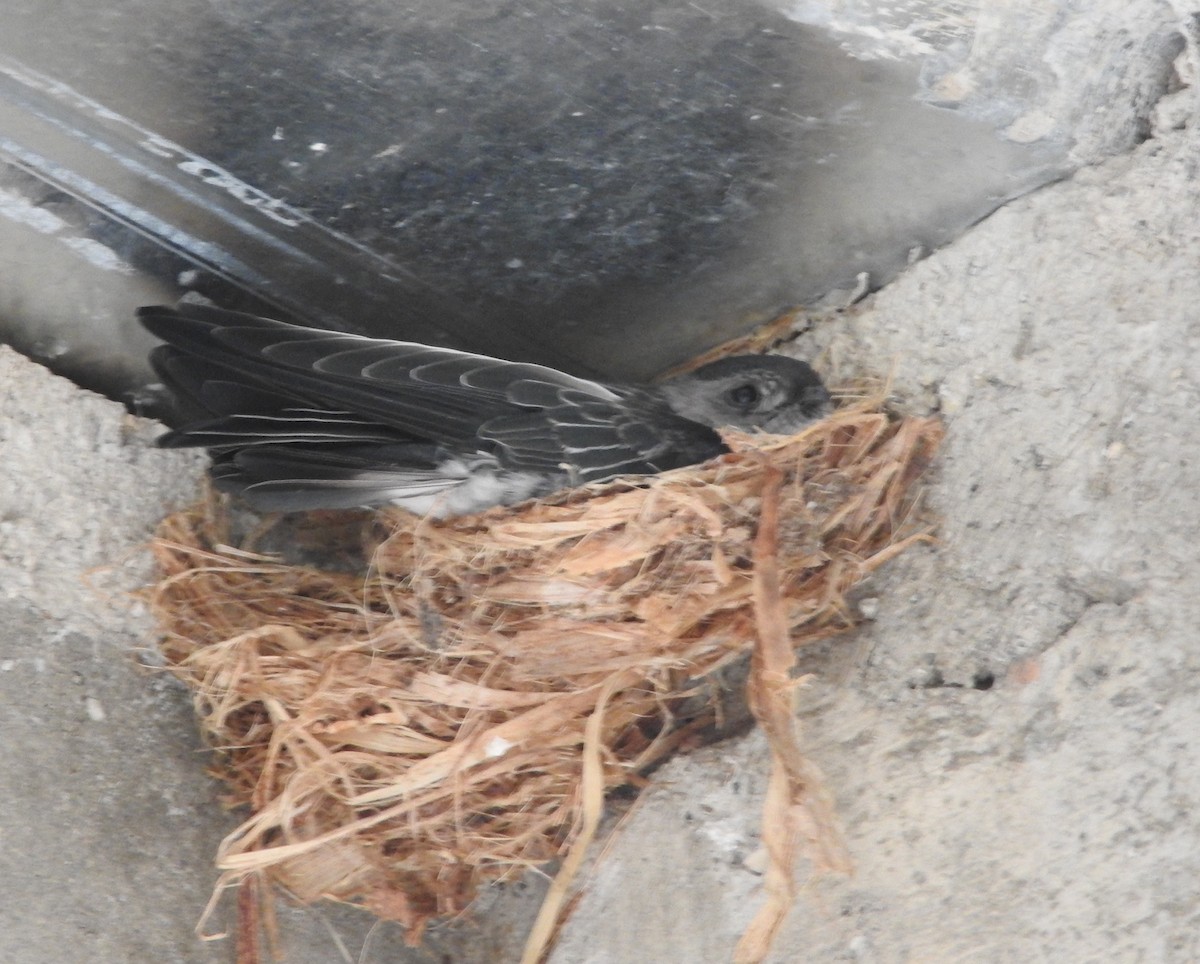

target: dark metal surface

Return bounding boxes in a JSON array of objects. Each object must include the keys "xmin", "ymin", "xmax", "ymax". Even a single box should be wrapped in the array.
[{"xmin": 0, "ymin": 0, "xmax": 1063, "ymax": 395}]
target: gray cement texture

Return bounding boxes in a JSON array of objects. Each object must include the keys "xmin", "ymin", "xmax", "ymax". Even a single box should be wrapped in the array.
[{"xmin": 4, "ymin": 6, "xmax": 1200, "ymax": 963}]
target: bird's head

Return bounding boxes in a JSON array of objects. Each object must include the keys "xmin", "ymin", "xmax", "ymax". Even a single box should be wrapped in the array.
[{"xmin": 659, "ymin": 354, "xmax": 832, "ymax": 433}]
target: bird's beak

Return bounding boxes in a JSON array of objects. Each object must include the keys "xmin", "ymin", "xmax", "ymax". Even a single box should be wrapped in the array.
[{"xmin": 806, "ymin": 384, "xmax": 834, "ymax": 416}]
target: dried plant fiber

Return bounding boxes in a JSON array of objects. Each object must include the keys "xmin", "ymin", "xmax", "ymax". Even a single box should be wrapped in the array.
[{"xmin": 148, "ymin": 390, "xmax": 941, "ymax": 962}]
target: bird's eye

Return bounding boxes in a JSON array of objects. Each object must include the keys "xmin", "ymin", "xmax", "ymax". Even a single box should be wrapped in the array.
[{"xmin": 728, "ymin": 383, "xmax": 760, "ymax": 408}]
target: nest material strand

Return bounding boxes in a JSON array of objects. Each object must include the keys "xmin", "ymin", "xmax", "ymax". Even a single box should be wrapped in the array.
[{"xmin": 148, "ymin": 394, "xmax": 942, "ymax": 961}]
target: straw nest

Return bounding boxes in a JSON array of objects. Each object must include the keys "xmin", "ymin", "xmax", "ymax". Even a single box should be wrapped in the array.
[{"xmin": 148, "ymin": 390, "xmax": 941, "ymax": 961}]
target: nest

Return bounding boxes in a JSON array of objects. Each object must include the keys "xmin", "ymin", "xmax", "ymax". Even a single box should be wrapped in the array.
[{"xmin": 148, "ymin": 392, "xmax": 942, "ymax": 962}]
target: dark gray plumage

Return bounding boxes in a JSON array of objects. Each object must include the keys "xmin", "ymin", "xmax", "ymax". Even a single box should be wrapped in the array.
[{"xmin": 140, "ymin": 304, "xmax": 831, "ymax": 517}]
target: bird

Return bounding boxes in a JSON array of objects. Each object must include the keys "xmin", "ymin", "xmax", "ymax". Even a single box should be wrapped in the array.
[{"xmin": 140, "ymin": 303, "xmax": 832, "ymax": 517}]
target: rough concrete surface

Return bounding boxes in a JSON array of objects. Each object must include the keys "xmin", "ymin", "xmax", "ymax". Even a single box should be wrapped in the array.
[
  {"xmin": 0, "ymin": 348, "xmax": 545, "ymax": 963},
  {"xmin": 552, "ymin": 56, "xmax": 1200, "ymax": 964},
  {"xmin": 4, "ymin": 9, "xmax": 1200, "ymax": 964}
]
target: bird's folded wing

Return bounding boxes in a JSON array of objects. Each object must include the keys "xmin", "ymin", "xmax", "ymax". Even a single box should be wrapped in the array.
[
  {"xmin": 211, "ymin": 446, "xmax": 463, "ymax": 512},
  {"xmin": 481, "ymin": 394, "xmax": 724, "ymax": 482},
  {"xmin": 139, "ymin": 304, "xmax": 618, "ymax": 442}
]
